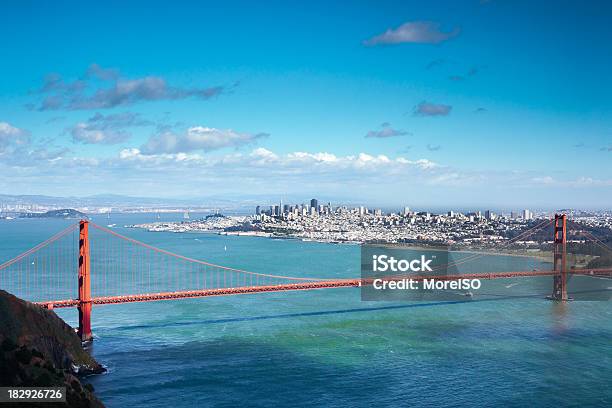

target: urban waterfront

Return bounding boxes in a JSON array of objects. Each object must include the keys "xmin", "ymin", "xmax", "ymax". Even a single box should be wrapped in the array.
[
  {"xmin": 1, "ymin": 214, "xmax": 610, "ymax": 407},
  {"xmin": 128, "ymin": 200, "xmax": 612, "ymax": 249}
]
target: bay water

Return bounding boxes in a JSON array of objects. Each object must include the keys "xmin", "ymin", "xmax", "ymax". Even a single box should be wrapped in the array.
[{"xmin": 1, "ymin": 214, "xmax": 610, "ymax": 407}]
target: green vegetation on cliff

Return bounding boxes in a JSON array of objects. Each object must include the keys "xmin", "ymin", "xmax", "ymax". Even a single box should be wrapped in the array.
[{"xmin": 0, "ymin": 290, "xmax": 105, "ymax": 407}]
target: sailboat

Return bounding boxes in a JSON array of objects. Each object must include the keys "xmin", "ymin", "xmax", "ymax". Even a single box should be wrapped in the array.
[{"xmin": 106, "ymin": 211, "xmax": 115, "ymax": 227}]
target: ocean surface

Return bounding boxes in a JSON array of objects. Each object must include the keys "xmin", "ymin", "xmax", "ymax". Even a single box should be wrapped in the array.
[{"xmin": 1, "ymin": 214, "xmax": 610, "ymax": 407}]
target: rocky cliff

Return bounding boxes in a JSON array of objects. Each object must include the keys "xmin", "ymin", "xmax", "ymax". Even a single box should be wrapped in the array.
[{"xmin": 0, "ymin": 290, "xmax": 105, "ymax": 407}]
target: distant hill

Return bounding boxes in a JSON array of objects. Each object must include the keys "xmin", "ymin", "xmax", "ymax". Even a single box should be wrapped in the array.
[
  {"xmin": 20, "ymin": 209, "xmax": 87, "ymax": 219},
  {"xmin": 0, "ymin": 193, "xmax": 238, "ymax": 208}
]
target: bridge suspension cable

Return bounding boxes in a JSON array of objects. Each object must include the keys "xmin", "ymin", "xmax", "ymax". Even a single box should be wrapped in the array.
[
  {"xmin": 427, "ymin": 217, "xmax": 555, "ymax": 273},
  {"xmin": 0, "ymin": 223, "xmax": 77, "ymax": 272},
  {"xmin": 89, "ymin": 222, "xmax": 331, "ymax": 282},
  {"xmin": 0, "ymin": 223, "xmax": 78, "ymax": 303}
]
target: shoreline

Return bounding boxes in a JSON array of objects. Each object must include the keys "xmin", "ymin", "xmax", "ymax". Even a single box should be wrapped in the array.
[{"xmin": 129, "ymin": 224, "xmax": 554, "ymax": 261}]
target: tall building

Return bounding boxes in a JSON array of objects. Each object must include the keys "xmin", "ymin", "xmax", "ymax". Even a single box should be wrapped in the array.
[
  {"xmin": 255, "ymin": 206, "xmax": 261, "ymax": 215},
  {"xmin": 403, "ymin": 207, "xmax": 410, "ymax": 216},
  {"xmin": 523, "ymin": 209, "xmax": 532, "ymax": 220},
  {"xmin": 310, "ymin": 198, "xmax": 318, "ymax": 212}
]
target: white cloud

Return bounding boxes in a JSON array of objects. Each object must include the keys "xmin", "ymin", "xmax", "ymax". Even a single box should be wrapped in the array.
[
  {"xmin": 118, "ymin": 147, "xmax": 203, "ymax": 163},
  {"xmin": 0, "ymin": 122, "xmax": 30, "ymax": 155},
  {"xmin": 0, "ymin": 122, "xmax": 25, "ymax": 138},
  {"xmin": 71, "ymin": 123, "xmax": 128, "ymax": 144},
  {"xmin": 364, "ymin": 21, "xmax": 460, "ymax": 46},
  {"xmin": 413, "ymin": 101, "xmax": 452, "ymax": 117},
  {"xmin": 141, "ymin": 127, "xmax": 269, "ymax": 154},
  {"xmin": 69, "ymin": 112, "xmax": 151, "ymax": 144},
  {"xmin": 250, "ymin": 147, "xmax": 279, "ymax": 161},
  {"xmin": 0, "ymin": 122, "xmax": 69, "ymax": 167},
  {"xmin": 365, "ymin": 123, "xmax": 410, "ymax": 138},
  {"xmin": 531, "ymin": 176, "xmax": 555, "ymax": 184},
  {"xmin": 35, "ymin": 64, "xmax": 227, "ymax": 111},
  {"xmin": 531, "ymin": 175, "xmax": 612, "ymax": 187},
  {"xmin": 287, "ymin": 151, "xmax": 338, "ymax": 162},
  {"xmin": 118, "ymin": 148, "xmax": 141, "ymax": 160},
  {"xmin": 413, "ymin": 159, "xmax": 437, "ymax": 170},
  {"xmin": 0, "ymin": 122, "xmax": 29, "ymax": 141},
  {"xmin": 115, "ymin": 147, "xmax": 439, "ymax": 178}
]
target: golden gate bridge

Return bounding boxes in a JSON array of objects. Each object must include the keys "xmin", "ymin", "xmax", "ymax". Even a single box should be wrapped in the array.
[{"xmin": 1, "ymin": 214, "xmax": 611, "ymax": 342}]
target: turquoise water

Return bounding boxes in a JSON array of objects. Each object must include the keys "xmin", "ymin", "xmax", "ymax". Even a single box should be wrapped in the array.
[{"xmin": 1, "ymin": 215, "xmax": 611, "ymax": 407}]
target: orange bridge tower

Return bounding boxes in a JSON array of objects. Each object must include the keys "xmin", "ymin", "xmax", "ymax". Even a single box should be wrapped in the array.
[
  {"xmin": 77, "ymin": 220, "xmax": 93, "ymax": 342},
  {"xmin": 551, "ymin": 214, "xmax": 568, "ymax": 301}
]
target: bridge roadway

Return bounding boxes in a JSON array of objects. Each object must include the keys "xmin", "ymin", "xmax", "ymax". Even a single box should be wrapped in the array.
[{"xmin": 35, "ymin": 268, "xmax": 612, "ymax": 309}]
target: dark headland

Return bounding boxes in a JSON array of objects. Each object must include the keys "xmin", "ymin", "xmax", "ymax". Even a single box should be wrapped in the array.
[{"xmin": 0, "ymin": 290, "xmax": 105, "ymax": 407}]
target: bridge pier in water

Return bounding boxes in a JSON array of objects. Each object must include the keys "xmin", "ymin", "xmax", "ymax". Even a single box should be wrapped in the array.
[
  {"xmin": 551, "ymin": 214, "xmax": 568, "ymax": 301},
  {"xmin": 77, "ymin": 220, "xmax": 93, "ymax": 342}
]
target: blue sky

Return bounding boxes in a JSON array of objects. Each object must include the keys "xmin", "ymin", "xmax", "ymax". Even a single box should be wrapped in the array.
[{"xmin": 0, "ymin": 0, "xmax": 611, "ymax": 209}]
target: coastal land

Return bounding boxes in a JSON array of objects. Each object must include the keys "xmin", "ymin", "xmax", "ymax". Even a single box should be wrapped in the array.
[
  {"xmin": 0, "ymin": 290, "xmax": 105, "ymax": 407},
  {"xmin": 126, "ymin": 210, "xmax": 612, "ymax": 267}
]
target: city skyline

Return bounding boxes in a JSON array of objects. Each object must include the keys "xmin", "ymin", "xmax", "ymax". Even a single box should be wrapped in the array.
[
  {"xmin": 254, "ymin": 197, "xmax": 535, "ymax": 220},
  {"xmin": 1, "ymin": 191, "xmax": 589, "ymax": 224},
  {"xmin": 1, "ymin": 1, "xmax": 611, "ymax": 208}
]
